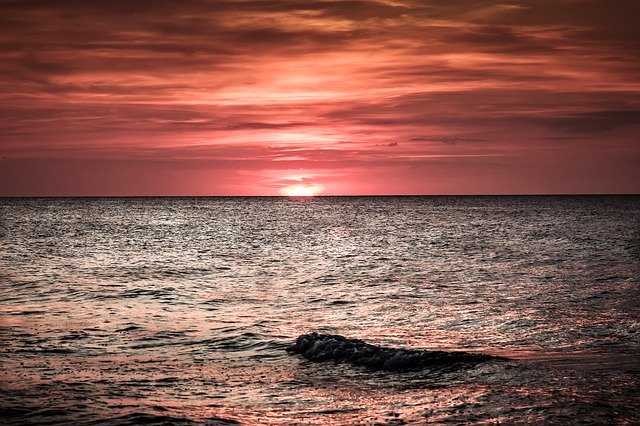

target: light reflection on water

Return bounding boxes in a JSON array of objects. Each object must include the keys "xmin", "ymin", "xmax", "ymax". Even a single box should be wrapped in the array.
[{"xmin": 0, "ymin": 196, "xmax": 639, "ymax": 424}]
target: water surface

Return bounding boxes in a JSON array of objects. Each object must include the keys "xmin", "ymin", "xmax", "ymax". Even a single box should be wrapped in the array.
[{"xmin": 1, "ymin": 196, "xmax": 639, "ymax": 424}]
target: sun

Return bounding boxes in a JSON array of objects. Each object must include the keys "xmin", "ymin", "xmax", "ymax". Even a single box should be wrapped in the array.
[{"xmin": 282, "ymin": 185, "xmax": 318, "ymax": 197}]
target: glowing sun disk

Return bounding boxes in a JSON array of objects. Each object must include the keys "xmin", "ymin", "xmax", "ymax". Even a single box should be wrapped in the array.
[{"xmin": 283, "ymin": 185, "xmax": 317, "ymax": 197}]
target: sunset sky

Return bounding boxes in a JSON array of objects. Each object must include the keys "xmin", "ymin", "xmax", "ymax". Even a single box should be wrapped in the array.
[{"xmin": 1, "ymin": 0, "xmax": 639, "ymax": 196}]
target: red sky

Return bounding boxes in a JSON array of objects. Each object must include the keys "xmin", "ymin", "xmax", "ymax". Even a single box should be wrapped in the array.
[{"xmin": 1, "ymin": 0, "xmax": 639, "ymax": 196}]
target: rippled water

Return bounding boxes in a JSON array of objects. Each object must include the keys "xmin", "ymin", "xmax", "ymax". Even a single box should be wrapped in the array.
[{"xmin": 1, "ymin": 196, "xmax": 639, "ymax": 424}]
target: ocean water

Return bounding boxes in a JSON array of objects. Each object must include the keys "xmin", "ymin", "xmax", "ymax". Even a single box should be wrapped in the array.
[{"xmin": 0, "ymin": 196, "xmax": 639, "ymax": 425}]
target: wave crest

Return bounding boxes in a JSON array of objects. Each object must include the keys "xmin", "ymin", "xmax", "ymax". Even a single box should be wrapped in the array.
[{"xmin": 287, "ymin": 332, "xmax": 505, "ymax": 372}]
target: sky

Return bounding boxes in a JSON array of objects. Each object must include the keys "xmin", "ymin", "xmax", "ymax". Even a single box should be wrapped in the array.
[{"xmin": 1, "ymin": 0, "xmax": 639, "ymax": 196}]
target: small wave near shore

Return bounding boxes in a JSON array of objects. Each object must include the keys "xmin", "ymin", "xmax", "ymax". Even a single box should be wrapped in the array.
[{"xmin": 287, "ymin": 332, "xmax": 506, "ymax": 372}]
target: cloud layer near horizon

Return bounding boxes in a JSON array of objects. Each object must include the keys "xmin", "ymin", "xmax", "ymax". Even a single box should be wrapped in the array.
[{"xmin": 1, "ymin": 0, "xmax": 639, "ymax": 195}]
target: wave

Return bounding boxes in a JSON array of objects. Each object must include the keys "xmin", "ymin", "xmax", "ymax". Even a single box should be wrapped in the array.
[
  {"xmin": 287, "ymin": 332, "xmax": 506, "ymax": 372},
  {"xmin": 89, "ymin": 412, "xmax": 240, "ymax": 425}
]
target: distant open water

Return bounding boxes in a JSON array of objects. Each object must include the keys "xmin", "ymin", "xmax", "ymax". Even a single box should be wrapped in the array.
[{"xmin": 1, "ymin": 196, "xmax": 639, "ymax": 424}]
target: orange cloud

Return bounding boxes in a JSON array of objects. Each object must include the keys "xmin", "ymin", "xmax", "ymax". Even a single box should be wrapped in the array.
[{"xmin": 1, "ymin": 0, "xmax": 639, "ymax": 195}]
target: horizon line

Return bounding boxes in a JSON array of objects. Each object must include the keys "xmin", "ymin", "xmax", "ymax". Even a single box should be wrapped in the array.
[{"xmin": 1, "ymin": 193, "xmax": 639, "ymax": 199}]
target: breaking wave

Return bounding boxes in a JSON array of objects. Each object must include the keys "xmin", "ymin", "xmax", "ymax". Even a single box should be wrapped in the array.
[{"xmin": 287, "ymin": 333, "xmax": 506, "ymax": 372}]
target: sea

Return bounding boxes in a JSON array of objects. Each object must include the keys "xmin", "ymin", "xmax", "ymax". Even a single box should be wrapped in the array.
[{"xmin": 1, "ymin": 196, "xmax": 639, "ymax": 425}]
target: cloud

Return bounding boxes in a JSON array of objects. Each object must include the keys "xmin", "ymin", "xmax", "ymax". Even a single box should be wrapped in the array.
[
  {"xmin": 0, "ymin": 0, "xmax": 639, "ymax": 194},
  {"xmin": 531, "ymin": 110, "xmax": 640, "ymax": 134},
  {"xmin": 224, "ymin": 121, "xmax": 312, "ymax": 130},
  {"xmin": 409, "ymin": 136, "xmax": 488, "ymax": 144}
]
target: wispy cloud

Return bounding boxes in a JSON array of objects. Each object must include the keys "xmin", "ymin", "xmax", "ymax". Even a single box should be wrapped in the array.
[
  {"xmin": 408, "ymin": 137, "xmax": 488, "ymax": 144},
  {"xmin": 0, "ymin": 0, "xmax": 639, "ymax": 194}
]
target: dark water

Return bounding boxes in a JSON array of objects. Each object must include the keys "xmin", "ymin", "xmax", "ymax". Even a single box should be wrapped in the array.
[{"xmin": 1, "ymin": 196, "xmax": 639, "ymax": 424}]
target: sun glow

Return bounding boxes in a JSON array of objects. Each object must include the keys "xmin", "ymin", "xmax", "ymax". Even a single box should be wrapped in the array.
[{"xmin": 282, "ymin": 184, "xmax": 320, "ymax": 197}]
